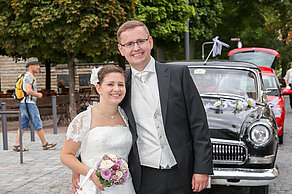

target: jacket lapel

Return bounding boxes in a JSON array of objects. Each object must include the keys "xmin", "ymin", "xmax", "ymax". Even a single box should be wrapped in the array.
[
  {"xmin": 156, "ymin": 62, "xmax": 170, "ymax": 125},
  {"xmin": 121, "ymin": 69, "xmax": 137, "ymax": 144}
]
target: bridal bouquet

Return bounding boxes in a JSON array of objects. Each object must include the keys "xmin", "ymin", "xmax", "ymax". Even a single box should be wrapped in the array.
[{"xmin": 96, "ymin": 154, "xmax": 130, "ymax": 187}]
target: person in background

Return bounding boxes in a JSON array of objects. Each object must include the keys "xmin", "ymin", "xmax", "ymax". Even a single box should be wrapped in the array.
[
  {"xmin": 284, "ymin": 62, "xmax": 292, "ymax": 109},
  {"xmin": 13, "ymin": 58, "xmax": 57, "ymax": 152},
  {"xmin": 58, "ymin": 79, "xmax": 65, "ymax": 94}
]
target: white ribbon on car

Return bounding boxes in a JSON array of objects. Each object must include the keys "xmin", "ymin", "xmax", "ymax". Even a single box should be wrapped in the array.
[
  {"xmin": 212, "ymin": 36, "xmax": 230, "ymax": 57},
  {"xmin": 204, "ymin": 36, "xmax": 230, "ymax": 64}
]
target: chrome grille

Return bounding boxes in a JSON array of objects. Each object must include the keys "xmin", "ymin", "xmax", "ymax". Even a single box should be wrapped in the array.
[{"xmin": 211, "ymin": 138, "xmax": 248, "ymax": 165}]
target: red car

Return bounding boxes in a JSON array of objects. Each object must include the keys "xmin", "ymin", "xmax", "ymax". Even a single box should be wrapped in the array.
[
  {"xmin": 259, "ymin": 66, "xmax": 285, "ymax": 144},
  {"xmin": 228, "ymin": 47, "xmax": 285, "ymax": 144}
]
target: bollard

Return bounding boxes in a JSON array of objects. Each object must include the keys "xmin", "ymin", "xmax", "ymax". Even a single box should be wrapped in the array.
[
  {"xmin": 0, "ymin": 110, "xmax": 23, "ymax": 163},
  {"xmin": 1, "ymin": 102, "xmax": 8, "ymax": 150},
  {"xmin": 30, "ymin": 122, "xmax": 35, "ymax": 142},
  {"xmin": 52, "ymin": 96, "xmax": 57, "ymax": 134},
  {"xmin": 19, "ymin": 113, "xmax": 23, "ymax": 164}
]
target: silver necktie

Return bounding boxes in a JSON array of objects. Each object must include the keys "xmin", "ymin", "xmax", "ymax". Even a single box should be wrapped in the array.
[{"xmin": 138, "ymin": 71, "xmax": 156, "ymax": 107}]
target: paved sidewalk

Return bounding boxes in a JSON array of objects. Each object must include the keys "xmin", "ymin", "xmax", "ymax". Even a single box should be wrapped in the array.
[
  {"xmin": 0, "ymin": 97, "xmax": 291, "ymax": 194},
  {"xmin": 0, "ymin": 130, "xmax": 71, "ymax": 194}
]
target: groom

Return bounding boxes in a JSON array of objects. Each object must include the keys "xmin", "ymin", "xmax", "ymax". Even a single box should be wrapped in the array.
[
  {"xmin": 118, "ymin": 20, "xmax": 213, "ymax": 193},
  {"xmin": 72, "ymin": 20, "xmax": 213, "ymax": 193}
]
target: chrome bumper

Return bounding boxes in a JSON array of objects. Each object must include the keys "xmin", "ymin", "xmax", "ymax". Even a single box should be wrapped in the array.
[{"xmin": 211, "ymin": 167, "xmax": 279, "ymax": 186}]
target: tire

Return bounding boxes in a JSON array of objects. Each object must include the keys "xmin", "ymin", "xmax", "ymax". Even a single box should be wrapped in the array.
[
  {"xmin": 279, "ymin": 126, "xmax": 284, "ymax": 144},
  {"xmin": 250, "ymin": 185, "xmax": 269, "ymax": 194},
  {"xmin": 279, "ymin": 134, "xmax": 283, "ymax": 144}
]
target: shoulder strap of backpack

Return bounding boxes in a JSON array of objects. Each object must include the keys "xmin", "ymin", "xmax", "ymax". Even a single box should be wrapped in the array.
[
  {"xmin": 26, "ymin": 72, "xmax": 35, "ymax": 86},
  {"xmin": 23, "ymin": 72, "xmax": 33, "ymax": 120}
]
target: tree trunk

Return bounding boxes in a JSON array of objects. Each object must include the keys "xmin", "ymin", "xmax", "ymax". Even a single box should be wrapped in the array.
[
  {"xmin": 67, "ymin": 52, "xmax": 77, "ymax": 120},
  {"xmin": 189, "ymin": 39, "xmax": 195, "ymax": 60},
  {"xmin": 156, "ymin": 46, "xmax": 166, "ymax": 62},
  {"xmin": 45, "ymin": 59, "xmax": 51, "ymax": 90}
]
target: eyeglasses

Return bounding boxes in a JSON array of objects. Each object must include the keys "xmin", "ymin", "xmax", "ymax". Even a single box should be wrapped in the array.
[{"xmin": 120, "ymin": 38, "xmax": 149, "ymax": 48}]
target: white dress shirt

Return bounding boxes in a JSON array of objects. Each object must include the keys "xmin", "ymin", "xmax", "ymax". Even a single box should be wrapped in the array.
[{"xmin": 131, "ymin": 56, "xmax": 177, "ymax": 169}]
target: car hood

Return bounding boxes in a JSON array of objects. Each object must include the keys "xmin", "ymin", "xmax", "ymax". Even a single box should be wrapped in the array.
[{"xmin": 202, "ymin": 98, "xmax": 264, "ymax": 141}]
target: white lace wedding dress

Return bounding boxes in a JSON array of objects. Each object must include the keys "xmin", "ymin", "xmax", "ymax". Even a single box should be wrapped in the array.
[{"xmin": 66, "ymin": 105, "xmax": 135, "ymax": 194}]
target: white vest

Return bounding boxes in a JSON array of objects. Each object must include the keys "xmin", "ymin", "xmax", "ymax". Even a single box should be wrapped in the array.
[{"xmin": 131, "ymin": 79, "xmax": 177, "ymax": 169}]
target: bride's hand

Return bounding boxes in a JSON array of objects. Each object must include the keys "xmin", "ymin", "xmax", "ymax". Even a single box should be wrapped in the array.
[
  {"xmin": 72, "ymin": 171, "xmax": 80, "ymax": 193},
  {"xmin": 90, "ymin": 170, "xmax": 105, "ymax": 191}
]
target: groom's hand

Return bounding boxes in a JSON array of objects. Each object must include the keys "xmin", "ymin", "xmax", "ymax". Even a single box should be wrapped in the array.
[
  {"xmin": 72, "ymin": 171, "xmax": 80, "ymax": 193},
  {"xmin": 90, "ymin": 170, "xmax": 105, "ymax": 191},
  {"xmin": 191, "ymin": 174, "xmax": 209, "ymax": 192}
]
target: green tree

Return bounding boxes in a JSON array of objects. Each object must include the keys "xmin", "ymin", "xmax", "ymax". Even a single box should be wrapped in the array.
[
  {"xmin": 263, "ymin": 0, "xmax": 292, "ymax": 76},
  {"xmin": 0, "ymin": 0, "xmax": 136, "ymax": 118},
  {"xmin": 188, "ymin": 0, "xmax": 223, "ymax": 59},
  {"xmin": 135, "ymin": 0, "xmax": 195, "ymax": 60},
  {"xmin": 214, "ymin": 0, "xmax": 291, "ymax": 71},
  {"xmin": 134, "ymin": 0, "xmax": 223, "ymax": 61}
]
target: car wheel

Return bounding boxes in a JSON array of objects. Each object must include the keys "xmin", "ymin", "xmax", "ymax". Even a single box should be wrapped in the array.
[
  {"xmin": 250, "ymin": 185, "xmax": 269, "ymax": 194},
  {"xmin": 279, "ymin": 134, "xmax": 283, "ymax": 144}
]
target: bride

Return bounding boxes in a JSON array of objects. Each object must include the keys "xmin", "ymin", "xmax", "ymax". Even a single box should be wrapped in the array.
[{"xmin": 60, "ymin": 65, "xmax": 135, "ymax": 194}]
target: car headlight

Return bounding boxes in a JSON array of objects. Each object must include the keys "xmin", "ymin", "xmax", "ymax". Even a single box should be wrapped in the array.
[{"xmin": 249, "ymin": 122, "xmax": 272, "ymax": 146}]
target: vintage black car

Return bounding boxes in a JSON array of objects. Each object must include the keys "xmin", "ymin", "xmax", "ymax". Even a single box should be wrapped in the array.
[{"xmin": 168, "ymin": 60, "xmax": 279, "ymax": 194}]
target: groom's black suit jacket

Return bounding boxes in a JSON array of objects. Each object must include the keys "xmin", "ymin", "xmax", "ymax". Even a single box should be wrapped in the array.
[{"xmin": 120, "ymin": 61, "xmax": 213, "ymax": 192}]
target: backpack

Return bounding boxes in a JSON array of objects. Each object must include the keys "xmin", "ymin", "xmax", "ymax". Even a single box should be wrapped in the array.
[{"xmin": 13, "ymin": 72, "xmax": 34, "ymax": 100}]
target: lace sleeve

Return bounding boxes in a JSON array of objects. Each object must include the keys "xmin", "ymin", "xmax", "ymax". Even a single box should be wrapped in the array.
[
  {"xmin": 118, "ymin": 106, "xmax": 129, "ymax": 127},
  {"xmin": 66, "ymin": 109, "xmax": 91, "ymax": 142}
]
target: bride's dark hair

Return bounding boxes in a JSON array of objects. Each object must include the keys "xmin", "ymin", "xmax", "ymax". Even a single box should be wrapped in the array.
[{"xmin": 98, "ymin": 65, "xmax": 126, "ymax": 84}]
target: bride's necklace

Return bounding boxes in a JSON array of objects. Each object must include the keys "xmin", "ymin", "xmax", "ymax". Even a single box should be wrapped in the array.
[{"xmin": 99, "ymin": 107, "xmax": 118, "ymax": 119}]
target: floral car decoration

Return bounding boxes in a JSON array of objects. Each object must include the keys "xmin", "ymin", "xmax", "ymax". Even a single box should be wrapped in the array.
[{"xmin": 204, "ymin": 98, "xmax": 256, "ymax": 114}]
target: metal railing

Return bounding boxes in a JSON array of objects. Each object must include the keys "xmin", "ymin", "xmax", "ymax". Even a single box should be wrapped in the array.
[
  {"xmin": 1, "ymin": 96, "xmax": 58, "ymax": 164},
  {"xmin": 0, "ymin": 106, "xmax": 23, "ymax": 163}
]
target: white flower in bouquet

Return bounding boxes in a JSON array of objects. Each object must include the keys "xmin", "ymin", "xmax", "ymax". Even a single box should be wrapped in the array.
[
  {"xmin": 108, "ymin": 154, "xmax": 118, "ymax": 161},
  {"xmin": 100, "ymin": 160, "xmax": 115, "ymax": 169},
  {"xmin": 116, "ymin": 170, "xmax": 123, "ymax": 179}
]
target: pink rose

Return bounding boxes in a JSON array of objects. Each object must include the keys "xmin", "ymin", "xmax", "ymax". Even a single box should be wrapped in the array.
[{"xmin": 100, "ymin": 169, "xmax": 111, "ymax": 180}]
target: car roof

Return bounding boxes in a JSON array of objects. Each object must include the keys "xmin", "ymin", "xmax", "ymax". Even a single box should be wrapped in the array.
[
  {"xmin": 228, "ymin": 47, "xmax": 280, "ymax": 57},
  {"xmin": 166, "ymin": 60, "xmax": 259, "ymax": 69},
  {"xmin": 259, "ymin": 66, "xmax": 276, "ymax": 76}
]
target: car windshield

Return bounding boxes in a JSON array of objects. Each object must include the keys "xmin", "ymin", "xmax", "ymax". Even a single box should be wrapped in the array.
[
  {"xmin": 189, "ymin": 67, "xmax": 258, "ymax": 100},
  {"xmin": 262, "ymin": 75, "xmax": 280, "ymax": 96},
  {"xmin": 229, "ymin": 51, "xmax": 276, "ymax": 68}
]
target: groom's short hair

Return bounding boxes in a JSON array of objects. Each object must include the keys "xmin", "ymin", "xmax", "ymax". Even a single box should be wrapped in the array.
[{"xmin": 117, "ymin": 20, "xmax": 150, "ymax": 42}]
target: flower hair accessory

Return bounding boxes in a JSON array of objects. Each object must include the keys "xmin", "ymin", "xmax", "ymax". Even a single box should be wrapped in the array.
[{"xmin": 90, "ymin": 66, "xmax": 102, "ymax": 85}]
